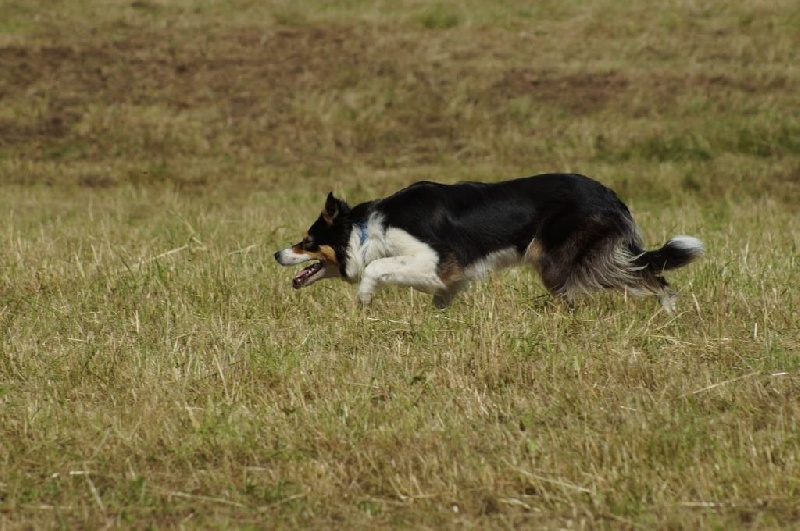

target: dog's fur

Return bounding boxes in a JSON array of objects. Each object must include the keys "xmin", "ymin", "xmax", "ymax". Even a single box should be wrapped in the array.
[{"xmin": 275, "ymin": 173, "xmax": 703, "ymax": 311}]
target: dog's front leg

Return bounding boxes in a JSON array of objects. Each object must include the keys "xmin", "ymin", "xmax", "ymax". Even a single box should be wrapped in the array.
[
  {"xmin": 357, "ymin": 256, "xmax": 445, "ymax": 306},
  {"xmin": 357, "ymin": 276, "xmax": 378, "ymax": 306}
]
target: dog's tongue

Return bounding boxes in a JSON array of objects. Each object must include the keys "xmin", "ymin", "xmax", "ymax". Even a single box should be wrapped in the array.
[{"xmin": 292, "ymin": 262, "xmax": 322, "ymax": 289}]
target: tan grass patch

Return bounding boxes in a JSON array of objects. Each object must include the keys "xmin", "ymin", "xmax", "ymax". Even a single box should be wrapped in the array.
[{"xmin": 1, "ymin": 1, "xmax": 799, "ymax": 528}]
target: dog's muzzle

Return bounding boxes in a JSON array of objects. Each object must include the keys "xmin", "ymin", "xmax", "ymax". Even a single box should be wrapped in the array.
[{"xmin": 275, "ymin": 247, "xmax": 335, "ymax": 289}]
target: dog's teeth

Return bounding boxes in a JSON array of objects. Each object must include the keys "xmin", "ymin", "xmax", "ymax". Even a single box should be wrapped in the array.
[{"xmin": 291, "ymin": 262, "xmax": 323, "ymax": 288}]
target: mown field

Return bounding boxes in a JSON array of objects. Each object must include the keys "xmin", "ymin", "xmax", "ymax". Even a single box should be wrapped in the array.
[{"xmin": 1, "ymin": 0, "xmax": 799, "ymax": 528}]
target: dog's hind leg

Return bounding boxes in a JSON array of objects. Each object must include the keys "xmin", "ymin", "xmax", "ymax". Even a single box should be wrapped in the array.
[
  {"xmin": 433, "ymin": 281, "xmax": 468, "ymax": 309},
  {"xmin": 524, "ymin": 240, "xmax": 559, "ymax": 304},
  {"xmin": 526, "ymin": 240, "xmax": 575, "ymax": 308},
  {"xmin": 433, "ymin": 256, "xmax": 468, "ymax": 309},
  {"xmin": 624, "ymin": 271, "xmax": 678, "ymax": 313},
  {"xmin": 650, "ymin": 275, "xmax": 677, "ymax": 313},
  {"xmin": 537, "ymin": 259, "xmax": 578, "ymax": 309},
  {"xmin": 658, "ymin": 289, "xmax": 677, "ymax": 313}
]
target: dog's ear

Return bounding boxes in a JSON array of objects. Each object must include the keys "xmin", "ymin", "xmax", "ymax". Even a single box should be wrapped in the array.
[
  {"xmin": 324, "ymin": 192, "xmax": 339, "ymax": 220},
  {"xmin": 322, "ymin": 192, "xmax": 346, "ymax": 224}
]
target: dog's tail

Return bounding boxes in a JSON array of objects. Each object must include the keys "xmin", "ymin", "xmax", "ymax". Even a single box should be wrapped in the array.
[{"xmin": 637, "ymin": 236, "xmax": 704, "ymax": 272}]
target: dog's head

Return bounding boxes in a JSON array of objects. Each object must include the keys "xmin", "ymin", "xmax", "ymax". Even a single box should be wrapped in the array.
[{"xmin": 274, "ymin": 192, "xmax": 351, "ymax": 289}]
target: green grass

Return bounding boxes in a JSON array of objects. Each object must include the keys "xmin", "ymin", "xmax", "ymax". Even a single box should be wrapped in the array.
[{"xmin": 1, "ymin": 0, "xmax": 799, "ymax": 527}]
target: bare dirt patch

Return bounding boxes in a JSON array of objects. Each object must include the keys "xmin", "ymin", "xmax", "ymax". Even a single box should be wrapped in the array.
[{"xmin": 0, "ymin": 21, "xmax": 797, "ymax": 180}]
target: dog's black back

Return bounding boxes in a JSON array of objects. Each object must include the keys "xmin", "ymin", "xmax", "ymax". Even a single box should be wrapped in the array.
[{"xmin": 376, "ymin": 174, "xmax": 633, "ymax": 266}]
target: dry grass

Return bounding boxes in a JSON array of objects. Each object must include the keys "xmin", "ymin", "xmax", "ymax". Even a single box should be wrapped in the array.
[{"xmin": 1, "ymin": 0, "xmax": 799, "ymax": 528}]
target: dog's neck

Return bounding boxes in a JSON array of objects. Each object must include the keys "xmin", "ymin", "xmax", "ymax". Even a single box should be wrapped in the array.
[{"xmin": 343, "ymin": 216, "xmax": 374, "ymax": 281}]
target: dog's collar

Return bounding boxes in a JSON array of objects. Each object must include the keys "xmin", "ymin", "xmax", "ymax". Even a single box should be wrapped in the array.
[{"xmin": 356, "ymin": 219, "xmax": 369, "ymax": 246}]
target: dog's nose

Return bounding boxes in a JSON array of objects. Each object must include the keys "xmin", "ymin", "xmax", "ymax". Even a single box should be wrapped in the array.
[{"xmin": 273, "ymin": 251, "xmax": 281, "ymax": 262}]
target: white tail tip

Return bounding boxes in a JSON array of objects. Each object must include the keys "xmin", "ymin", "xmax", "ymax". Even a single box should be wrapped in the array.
[{"xmin": 668, "ymin": 235, "xmax": 704, "ymax": 255}]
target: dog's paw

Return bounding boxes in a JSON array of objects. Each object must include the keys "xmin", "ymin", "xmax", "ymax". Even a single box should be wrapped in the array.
[
  {"xmin": 658, "ymin": 292, "xmax": 676, "ymax": 314},
  {"xmin": 357, "ymin": 278, "xmax": 376, "ymax": 307},
  {"xmin": 433, "ymin": 291, "xmax": 453, "ymax": 310},
  {"xmin": 357, "ymin": 290, "xmax": 373, "ymax": 307}
]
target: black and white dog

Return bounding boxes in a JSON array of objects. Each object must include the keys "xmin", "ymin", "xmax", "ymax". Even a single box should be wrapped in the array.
[{"xmin": 275, "ymin": 174, "xmax": 703, "ymax": 311}]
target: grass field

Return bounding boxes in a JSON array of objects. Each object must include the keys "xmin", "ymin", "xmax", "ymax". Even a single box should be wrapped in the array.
[{"xmin": 1, "ymin": 0, "xmax": 799, "ymax": 527}]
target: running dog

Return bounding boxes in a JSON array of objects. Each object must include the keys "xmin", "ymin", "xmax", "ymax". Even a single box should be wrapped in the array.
[{"xmin": 274, "ymin": 173, "xmax": 703, "ymax": 311}]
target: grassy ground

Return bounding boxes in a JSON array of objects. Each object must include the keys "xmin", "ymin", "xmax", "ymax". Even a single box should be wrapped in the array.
[{"xmin": 1, "ymin": 0, "xmax": 799, "ymax": 527}]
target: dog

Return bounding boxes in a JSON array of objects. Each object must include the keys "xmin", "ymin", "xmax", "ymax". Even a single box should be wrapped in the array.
[{"xmin": 274, "ymin": 173, "xmax": 703, "ymax": 312}]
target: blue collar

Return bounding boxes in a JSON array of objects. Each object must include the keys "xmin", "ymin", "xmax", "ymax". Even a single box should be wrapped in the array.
[{"xmin": 356, "ymin": 219, "xmax": 368, "ymax": 246}]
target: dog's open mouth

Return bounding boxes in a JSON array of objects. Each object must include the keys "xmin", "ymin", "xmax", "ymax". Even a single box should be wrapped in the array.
[{"xmin": 292, "ymin": 261, "xmax": 324, "ymax": 289}]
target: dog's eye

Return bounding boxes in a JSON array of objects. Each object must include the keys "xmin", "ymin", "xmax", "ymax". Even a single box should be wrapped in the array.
[{"xmin": 303, "ymin": 236, "xmax": 315, "ymax": 249}]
